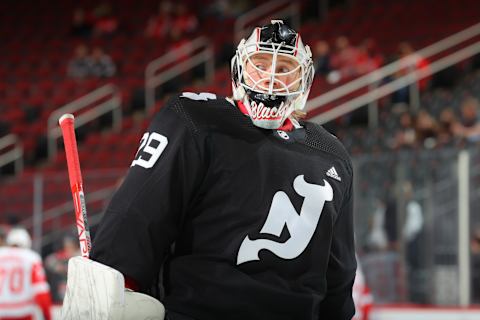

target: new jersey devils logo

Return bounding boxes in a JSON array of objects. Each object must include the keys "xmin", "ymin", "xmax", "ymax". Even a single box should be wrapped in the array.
[{"xmin": 237, "ymin": 175, "xmax": 333, "ymax": 264}]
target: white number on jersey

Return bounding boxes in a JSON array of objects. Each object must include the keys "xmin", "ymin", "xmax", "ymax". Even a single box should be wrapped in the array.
[
  {"xmin": 237, "ymin": 175, "xmax": 333, "ymax": 265},
  {"xmin": 131, "ymin": 132, "xmax": 168, "ymax": 169},
  {"xmin": 180, "ymin": 92, "xmax": 217, "ymax": 101}
]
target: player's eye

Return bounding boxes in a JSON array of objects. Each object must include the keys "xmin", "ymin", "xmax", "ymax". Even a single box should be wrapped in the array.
[
  {"xmin": 277, "ymin": 66, "xmax": 291, "ymax": 74},
  {"xmin": 255, "ymin": 64, "xmax": 268, "ymax": 71}
]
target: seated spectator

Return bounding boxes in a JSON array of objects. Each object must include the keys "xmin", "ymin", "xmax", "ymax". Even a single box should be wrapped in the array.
[
  {"xmin": 392, "ymin": 111, "xmax": 416, "ymax": 149},
  {"xmin": 329, "ymin": 36, "xmax": 361, "ymax": 82},
  {"xmin": 414, "ymin": 110, "xmax": 438, "ymax": 148},
  {"xmin": 67, "ymin": 44, "xmax": 90, "ymax": 79},
  {"xmin": 452, "ymin": 96, "xmax": 480, "ymax": 142},
  {"xmin": 144, "ymin": 1, "xmax": 173, "ymax": 40},
  {"xmin": 313, "ymin": 40, "xmax": 331, "ymax": 76},
  {"xmin": 70, "ymin": 7, "xmax": 93, "ymax": 38},
  {"xmin": 392, "ymin": 42, "xmax": 430, "ymax": 104},
  {"xmin": 87, "ymin": 46, "xmax": 116, "ymax": 78},
  {"xmin": 92, "ymin": 2, "xmax": 119, "ymax": 37},
  {"xmin": 437, "ymin": 108, "xmax": 459, "ymax": 145},
  {"xmin": 171, "ymin": 3, "xmax": 198, "ymax": 37},
  {"xmin": 355, "ymin": 38, "xmax": 383, "ymax": 75}
]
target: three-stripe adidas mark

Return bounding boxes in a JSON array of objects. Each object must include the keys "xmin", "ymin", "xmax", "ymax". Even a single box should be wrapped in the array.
[{"xmin": 326, "ymin": 166, "xmax": 341, "ymax": 181}]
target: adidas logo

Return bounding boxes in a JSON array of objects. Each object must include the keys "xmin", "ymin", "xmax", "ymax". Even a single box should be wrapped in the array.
[{"xmin": 326, "ymin": 166, "xmax": 341, "ymax": 181}]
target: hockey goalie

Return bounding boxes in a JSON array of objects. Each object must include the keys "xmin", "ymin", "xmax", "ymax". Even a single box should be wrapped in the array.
[{"xmin": 61, "ymin": 19, "xmax": 357, "ymax": 320}]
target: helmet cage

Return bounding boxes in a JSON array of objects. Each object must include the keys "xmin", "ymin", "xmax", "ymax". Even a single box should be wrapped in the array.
[
  {"xmin": 231, "ymin": 22, "xmax": 315, "ymax": 129},
  {"xmin": 236, "ymin": 42, "xmax": 313, "ymax": 96}
]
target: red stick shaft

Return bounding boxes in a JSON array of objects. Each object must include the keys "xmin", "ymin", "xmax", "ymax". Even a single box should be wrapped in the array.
[{"xmin": 59, "ymin": 114, "xmax": 91, "ymax": 258}]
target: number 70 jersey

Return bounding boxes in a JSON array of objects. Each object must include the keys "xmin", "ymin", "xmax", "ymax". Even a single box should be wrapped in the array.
[{"xmin": 0, "ymin": 247, "xmax": 50, "ymax": 318}]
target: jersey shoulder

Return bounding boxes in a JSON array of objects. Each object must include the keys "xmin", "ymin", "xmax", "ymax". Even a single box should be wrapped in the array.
[
  {"xmin": 301, "ymin": 121, "xmax": 352, "ymax": 168},
  {"xmin": 0, "ymin": 247, "xmax": 42, "ymax": 263},
  {"xmin": 161, "ymin": 92, "xmax": 258, "ymax": 136}
]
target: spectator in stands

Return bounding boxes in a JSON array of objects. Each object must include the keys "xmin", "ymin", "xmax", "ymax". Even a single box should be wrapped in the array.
[
  {"xmin": 45, "ymin": 234, "xmax": 81, "ymax": 303},
  {"xmin": 392, "ymin": 111, "xmax": 416, "ymax": 149},
  {"xmin": 70, "ymin": 7, "xmax": 93, "ymax": 38},
  {"xmin": 384, "ymin": 197, "xmax": 399, "ymax": 251},
  {"xmin": 355, "ymin": 38, "xmax": 382, "ymax": 75},
  {"xmin": 0, "ymin": 228, "xmax": 52, "ymax": 320},
  {"xmin": 171, "ymin": 3, "xmax": 198, "ymax": 37},
  {"xmin": 92, "ymin": 2, "xmax": 119, "ymax": 38},
  {"xmin": 391, "ymin": 42, "xmax": 430, "ymax": 104},
  {"xmin": 313, "ymin": 40, "xmax": 331, "ymax": 76},
  {"xmin": 437, "ymin": 108, "xmax": 459, "ymax": 145},
  {"xmin": 401, "ymin": 181, "xmax": 425, "ymax": 303},
  {"xmin": 452, "ymin": 96, "xmax": 480, "ymax": 142},
  {"xmin": 144, "ymin": 1, "xmax": 173, "ymax": 40},
  {"xmin": 361, "ymin": 38, "xmax": 384, "ymax": 69},
  {"xmin": 328, "ymin": 36, "xmax": 360, "ymax": 83},
  {"xmin": 366, "ymin": 198, "xmax": 388, "ymax": 252},
  {"xmin": 414, "ymin": 110, "xmax": 438, "ymax": 148},
  {"xmin": 87, "ymin": 46, "xmax": 116, "ymax": 78},
  {"xmin": 67, "ymin": 44, "xmax": 90, "ymax": 79}
]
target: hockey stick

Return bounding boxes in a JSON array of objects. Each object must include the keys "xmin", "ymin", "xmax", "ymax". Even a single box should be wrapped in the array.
[{"xmin": 59, "ymin": 113, "xmax": 92, "ymax": 258}]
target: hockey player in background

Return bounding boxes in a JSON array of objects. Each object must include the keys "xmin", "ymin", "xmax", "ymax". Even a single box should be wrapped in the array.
[
  {"xmin": 0, "ymin": 228, "xmax": 52, "ymax": 320},
  {"xmin": 62, "ymin": 20, "xmax": 356, "ymax": 319}
]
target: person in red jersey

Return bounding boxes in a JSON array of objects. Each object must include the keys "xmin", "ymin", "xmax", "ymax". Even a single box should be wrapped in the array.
[{"xmin": 0, "ymin": 228, "xmax": 52, "ymax": 320}]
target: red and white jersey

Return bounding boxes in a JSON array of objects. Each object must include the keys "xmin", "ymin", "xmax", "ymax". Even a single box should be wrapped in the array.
[
  {"xmin": 0, "ymin": 247, "xmax": 50, "ymax": 319},
  {"xmin": 352, "ymin": 262, "xmax": 373, "ymax": 320}
]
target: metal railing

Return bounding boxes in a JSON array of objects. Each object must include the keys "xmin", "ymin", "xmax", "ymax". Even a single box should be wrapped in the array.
[
  {"xmin": 47, "ymin": 84, "xmax": 122, "ymax": 158},
  {"xmin": 306, "ymin": 21, "xmax": 480, "ymax": 125},
  {"xmin": 309, "ymin": 40, "xmax": 480, "ymax": 125},
  {"xmin": 145, "ymin": 36, "xmax": 214, "ymax": 110},
  {"xmin": 234, "ymin": 0, "xmax": 300, "ymax": 44},
  {"xmin": 0, "ymin": 134, "xmax": 23, "ymax": 175}
]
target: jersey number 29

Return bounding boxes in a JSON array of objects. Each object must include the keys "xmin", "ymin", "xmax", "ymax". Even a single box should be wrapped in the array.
[{"xmin": 131, "ymin": 132, "xmax": 168, "ymax": 169}]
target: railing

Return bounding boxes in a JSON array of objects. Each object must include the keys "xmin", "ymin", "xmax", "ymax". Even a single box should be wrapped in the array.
[
  {"xmin": 0, "ymin": 134, "xmax": 23, "ymax": 175},
  {"xmin": 145, "ymin": 36, "xmax": 214, "ymax": 110},
  {"xmin": 234, "ymin": 0, "xmax": 300, "ymax": 44},
  {"xmin": 306, "ymin": 21, "xmax": 480, "ymax": 126},
  {"xmin": 29, "ymin": 185, "xmax": 117, "ymax": 250},
  {"xmin": 47, "ymin": 84, "xmax": 122, "ymax": 158}
]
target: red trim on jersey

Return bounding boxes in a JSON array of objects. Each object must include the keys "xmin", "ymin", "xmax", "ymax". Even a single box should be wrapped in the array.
[
  {"xmin": 35, "ymin": 292, "xmax": 52, "ymax": 320},
  {"xmin": 0, "ymin": 300, "xmax": 35, "ymax": 308},
  {"xmin": 278, "ymin": 119, "xmax": 294, "ymax": 132}
]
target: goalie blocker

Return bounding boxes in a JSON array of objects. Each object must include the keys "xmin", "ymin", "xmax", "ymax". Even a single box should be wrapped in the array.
[{"xmin": 61, "ymin": 256, "xmax": 165, "ymax": 320}]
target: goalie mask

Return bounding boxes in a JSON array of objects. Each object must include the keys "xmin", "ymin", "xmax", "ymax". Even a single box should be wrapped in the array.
[{"xmin": 231, "ymin": 20, "xmax": 315, "ymax": 129}]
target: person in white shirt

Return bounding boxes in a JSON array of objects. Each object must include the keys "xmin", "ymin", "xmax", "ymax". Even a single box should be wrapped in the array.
[{"xmin": 0, "ymin": 228, "xmax": 52, "ymax": 320}]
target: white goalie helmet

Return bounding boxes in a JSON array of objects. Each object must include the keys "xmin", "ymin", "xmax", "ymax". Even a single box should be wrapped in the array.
[{"xmin": 231, "ymin": 20, "xmax": 315, "ymax": 129}]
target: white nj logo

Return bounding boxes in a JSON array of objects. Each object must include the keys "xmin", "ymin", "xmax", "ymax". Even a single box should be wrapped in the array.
[{"xmin": 237, "ymin": 175, "xmax": 333, "ymax": 265}]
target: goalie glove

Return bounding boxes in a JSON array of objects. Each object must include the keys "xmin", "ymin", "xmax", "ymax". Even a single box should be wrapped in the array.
[{"xmin": 61, "ymin": 256, "xmax": 165, "ymax": 320}]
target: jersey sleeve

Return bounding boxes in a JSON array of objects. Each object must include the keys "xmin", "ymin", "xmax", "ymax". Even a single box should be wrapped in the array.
[
  {"xmin": 90, "ymin": 97, "xmax": 208, "ymax": 291},
  {"xmin": 319, "ymin": 171, "xmax": 357, "ymax": 319},
  {"xmin": 31, "ymin": 254, "xmax": 52, "ymax": 320}
]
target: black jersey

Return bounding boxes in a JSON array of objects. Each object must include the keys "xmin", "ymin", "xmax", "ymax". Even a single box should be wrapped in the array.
[{"xmin": 91, "ymin": 93, "xmax": 356, "ymax": 320}]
